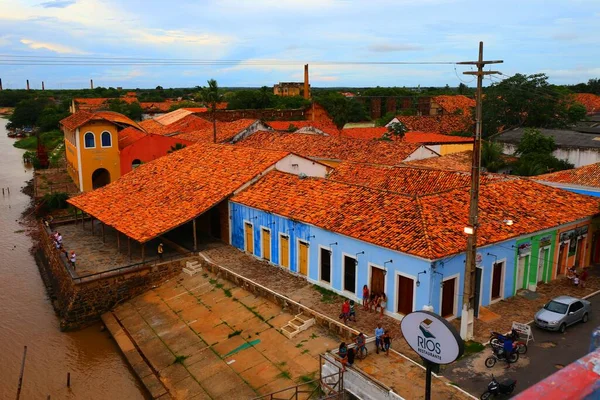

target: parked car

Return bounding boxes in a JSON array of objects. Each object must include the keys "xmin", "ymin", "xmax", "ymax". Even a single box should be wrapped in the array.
[{"xmin": 534, "ymin": 295, "xmax": 591, "ymax": 333}]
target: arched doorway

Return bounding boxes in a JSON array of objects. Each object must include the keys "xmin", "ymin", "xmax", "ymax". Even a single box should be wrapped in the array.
[{"xmin": 91, "ymin": 168, "xmax": 111, "ymax": 189}]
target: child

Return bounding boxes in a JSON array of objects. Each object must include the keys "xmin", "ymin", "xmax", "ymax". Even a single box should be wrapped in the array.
[
  {"xmin": 362, "ymin": 285, "xmax": 370, "ymax": 311},
  {"xmin": 69, "ymin": 251, "xmax": 76, "ymax": 269},
  {"xmin": 379, "ymin": 293, "xmax": 387, "ymax": 319},
  {"xmin": 340, "ymin": 300, "xmax": 350, "ymax": 324},
  {"xmin": 375, "ymin": 324, "xmax": 384, "ymax": 354},
  {"xmin": 573, "ymin": 273, "xmax": 580, "ymax": 287},
  {"xmin": 370, "ymin": 293, "xmax": 380, "ymax": 313},
  {"xmin": 349, "ymin": 300, "xmax": 357, "ymax": 322},
  {"xmin": 382, "ymin": 331, "xmax": 391, "ymax": 355}
]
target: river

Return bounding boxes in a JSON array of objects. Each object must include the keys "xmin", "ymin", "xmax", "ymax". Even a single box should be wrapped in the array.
[{"xmin": 0, "ymin": 118, "xmax": 147, "ymax": 399}]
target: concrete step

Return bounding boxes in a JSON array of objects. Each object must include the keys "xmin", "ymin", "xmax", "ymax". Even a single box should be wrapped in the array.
[
  {"xmin": 281, "ymin": 323, "xmax": 299, "ymax": 339},
  {"xmin": 182, "ymin": 267, "xmax": 200, "ymax": 276}
]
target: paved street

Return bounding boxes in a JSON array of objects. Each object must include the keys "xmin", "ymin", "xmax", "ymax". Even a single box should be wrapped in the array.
[{"xmin": 443, "ymin": 293, "xmax": 599, "ymax": 399}]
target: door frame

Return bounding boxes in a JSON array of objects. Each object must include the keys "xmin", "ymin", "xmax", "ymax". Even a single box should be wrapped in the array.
[
  {"xmin": 555, "ymin": 240, "xmax": 569, "ymax": 278},
  {"xmin": 538, "ymin": 246, "xmax": 550, "ymax": 283},
  {"xmin": 243, "ymin": 220, "xmax": 254, "ymax": 254},
  {"xmin": 475, "ymin": 266, "xmax": 484, "ymax": 311},
  {"xmin": 394, "ymin": 271, "xmax": 417, "ymax": 318},
  {"xmin": 341, "ymin": 252, "xmax": 358, "ymax": 295},
  {"xmin": 260, "ymin": 226, "xmax": 272, "ymax": 262},
  {"xmin": 576, "ymin": 234, "xmax": 587, "ymax": 268},
  {"xmin": 278, "ymin": 233, "xmax": 290, "ymax": 269},
  {"xmin": 318, "ymin": 245, "xmax": 333, "ymax": 285},
  {"xmin": 367, "ymin": 262, "xmax": 388, "ymax": 298},
  {"xmin": 296, "ymin": 239, "xmax": 310, "ymax": 276},
  {"xmin": 439, "ymin": 273, "xmax": 460, "ymax": 320},
  {"xmin": 489, "ymin": 259, "xmax": 506, "ymax": 304},
  {"xmin": 515, "ymin": 254, "xmax": 529, "ymax": 294}
]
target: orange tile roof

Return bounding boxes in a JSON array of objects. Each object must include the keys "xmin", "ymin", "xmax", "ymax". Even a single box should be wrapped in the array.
[
  {"xmin": 573, "ymin": 93, "xmax": 600, "ymax": 114},
  {"xmin": 235, "ymin": 131, "xmax": 423, "ymax": 165},
  {"xmin": 73, "ymin": 98, "xmax": 109, "ymax": 111},
  {"xmin": 154, "ymin": 109, "xmax": 194, "ymax": 125},
  {"xmin": 60, "ymin": 110, "xmax": 142, "ymax": 131},
  {"xmin": 266, "ymin": 120, "xmax": 340, "ymax": 135},
  {"xmin": 118, "ymin": 127, "xmax": 147, "ymax": 150},
  {"xmin": 68, "ymin": 144, "xmax": 290, "ymax": 243},
  {"xmin": 328, "ymin": 162, "xmax": 506, "ymax": 195},
  {"xmin": 184, "ymin": 107, "xmax": 209, "ymax": 113},
  {"xmin": 536, "ymin": 162, "xmax": 600, "ymax": 188},
  {"xmin": 139, "ymin": 119, "xmax": 164, "ymax": 133},
  {"xmin": 160, "ymin": 115, "xmax": 213, "ymax": 136},
  {"xmin": 407, "ymin": 150, "xmax": 473, "ymax": 172},
  {"xmin": 232, "ymin": 171, "xmax": 600, "ymax": 259},
  {"xmin": 340, "ymin": 127, "xmax": 473, "ymax": 144},
  {"xmin": 395, "ymin": 115, "xmax": 473, "ymax": 135},
  {"xmin": 433, "ymin": 95, "xmax": 475, "ymax": 114},
  {"xmin": 176, "ymin": 119, "xmax": 259, "ymax": 143},
  {"xmin": 139, "ymin": 101, "xmax": 174, "ymax": 112}
]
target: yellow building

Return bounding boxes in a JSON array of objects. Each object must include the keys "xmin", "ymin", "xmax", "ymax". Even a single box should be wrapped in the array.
[
  {"xmin": 273, "ymin": 82, "xmax": 307, "ymax": 97},
  {"xmin": 60, "ymin": 111, "xmax": 141, "ymax": 192}
]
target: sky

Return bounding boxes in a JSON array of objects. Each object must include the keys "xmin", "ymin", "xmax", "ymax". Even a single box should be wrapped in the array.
[{"xmin": 0, "ymin": 0, "xmax": 598, "ymax": 89}]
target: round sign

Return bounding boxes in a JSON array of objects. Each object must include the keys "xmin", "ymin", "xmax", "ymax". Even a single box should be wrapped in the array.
[{"xmin": 400, "ymin": 310, "xmax": 464, "ymax": 365}]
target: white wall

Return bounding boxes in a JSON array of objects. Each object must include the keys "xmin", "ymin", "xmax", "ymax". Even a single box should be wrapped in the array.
[
  {"xmin": 404, "ymin": 145, "xmax": 440, "ymax": 162},
  {"xmin": 275, "ymin": 154, "xmax": 330, "ymax": 177},
  {"xmin": 502, "ymin": 143, "xmax": 600, "ymax": 168}
]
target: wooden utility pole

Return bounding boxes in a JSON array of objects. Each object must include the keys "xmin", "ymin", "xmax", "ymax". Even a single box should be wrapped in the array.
[
  {"xmin": 456, "ymin": 42, "xmax": 502, "ymax": 340},
  {"xmin": 15, "ymin": 346, "xmax": 27, "ymax": 400}
]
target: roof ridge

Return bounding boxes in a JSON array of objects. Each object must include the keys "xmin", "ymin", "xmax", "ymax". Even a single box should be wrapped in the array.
[{"xmin": 415, "ymin": 196, "xmax": 435, "ymax": 260}]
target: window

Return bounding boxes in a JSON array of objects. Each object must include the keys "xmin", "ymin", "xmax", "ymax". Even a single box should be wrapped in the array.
[
  {"xmin": 570, "ymin": 301, "xmax": 583, "ymax": 313},
  {"xmin": 320, "ymin": 248, "xmax": 331, "ymax": 283},
  {"xmin": 131, "ymin": 159, "xmax": 142, "ymax": 169},
  {"xmin": 343, "ymin": 255, "xmax": 356, "ymax": 293},
  {"xmin": 101, "ymin": 131, "xmax": 112, "ymax": 147},
  {"xmin": 84, "ymin": 132, "xmax": 95, "ymax": 148}
]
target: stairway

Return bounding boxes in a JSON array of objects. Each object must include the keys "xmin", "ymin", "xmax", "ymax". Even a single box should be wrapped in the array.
[
  {"xmin": 182, "ymin": 260, "xmax": 203, "ymax": 277},
  {"xmin": 280, "ymin": 313, "xmax": 315, "ymax": 339}
]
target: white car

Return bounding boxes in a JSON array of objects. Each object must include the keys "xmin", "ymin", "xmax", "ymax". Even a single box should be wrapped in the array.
[{"xmin": 534, "ymin": 295, "xmax": 591, "ymax": 333}]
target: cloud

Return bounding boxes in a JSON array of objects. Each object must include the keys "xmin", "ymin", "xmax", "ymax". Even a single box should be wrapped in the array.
[
  {"xmin": 129, "ymin": 29, "xmax": 233, "ymax": 46},
  {"xmin": 368, "ymin": 43, "xmax": 423, "ymax": 52},
  {"xmin": 552, "ymin": 32, "xmax": 579, "ymax": 41},
  {"xmin": 20, "ymin": 38, "xmax": 85, "ymax": 54},
  {"xmin": 38, "ymin": 0, "xmax": 76, "ymax": 8}
]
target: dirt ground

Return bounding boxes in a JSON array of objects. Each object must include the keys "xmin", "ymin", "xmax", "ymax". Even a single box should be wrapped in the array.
[{"xmin": 34, "ymin": 167, "xmax": 79, "ymax": 199}]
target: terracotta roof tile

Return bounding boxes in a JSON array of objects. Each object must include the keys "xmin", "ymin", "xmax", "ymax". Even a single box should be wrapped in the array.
[
  {"xmin": 407, "ymin": 150, "xmax": 473, "ymax": 172},
  {"xmin": 340, "ymin": 127, "xmax": 473, "ymax": 144},
  {"xmin": 266, "ymin": 120, "xmax": 340, "ymax": 135},
  {"xmin": 154, "ymin": 109, "xmax": 194, "ymax": 125},
  {"xmin": 139, "ymin": 101, "xmax": 174, "ymax": 112},
  {"xmin": 68, "ymin": 144, "xmax": 290, "ymax": 243},
  {"xmin": 183, "ymin": 107, "xmax": 209, "ymax": 113},
  {"xmin": 235, "ymin": 131, "xmax": 423, "ymax": 165},
  {"xmin": 60, "ymin": 110, "xmax": 142, "ymax": 131},
  {"xmin": 159, "ymin": 115, "xmax": 213, "ymax": 136},
  {"xmin": 73, "ymin": 98, "xmax": 109, "ymax": 111},
  {"xmin": 233, "ymin": 172, "xmax": 600, "ymax": 259},
  {"xmin": 537, "ymin": 162, "xmax": 600, "ymax": 188},
  {"xmin": 118, "ymin": 127, "xmax": 147, "ymax": 150},
  {"xmin": 176, "ymin": 119, "xmax": 259, "ymax": 143},
  {"xmin": 433, "ymin": 95, "xmax": 475, "ymax": 114},
  {"xmin": 328, "ymin": 162, "xmax": 506, "ymax": 195},
  {"xmin": 573, "ymin": 93, "xmax": 600, "ymax": 114},
  {"xmin": 139, "ymin": 119, "xmax": 164, "ymax": 133},
  {"xmin": 395, "ymin": 115, "xmax": 473, "ymax": 135}
]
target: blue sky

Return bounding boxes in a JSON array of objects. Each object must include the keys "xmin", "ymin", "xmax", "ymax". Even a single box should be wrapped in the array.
[{"xmin": 0, "ymin": 0, "xmax": 598, "ymax": 89}]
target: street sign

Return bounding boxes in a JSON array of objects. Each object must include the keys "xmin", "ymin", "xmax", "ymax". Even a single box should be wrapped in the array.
[
  {"xmin": 401, "ymin": 310, "xmax": 465, "ymax": 365},
  {"xmin": 512, "ymin": 321, "xmax": 534, "ymax": 344}
]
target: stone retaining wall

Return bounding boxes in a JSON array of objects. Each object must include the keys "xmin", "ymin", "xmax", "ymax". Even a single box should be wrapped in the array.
[
  {"xmin": 38, "ymin": 222, "xmax": 191, "ymax": 330},
  {"xmin": 199, "ymin": 253, "xmax": 360, "ymax": 340}
]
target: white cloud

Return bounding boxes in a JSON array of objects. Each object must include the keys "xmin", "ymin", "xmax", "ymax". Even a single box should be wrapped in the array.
[
  {"xmin": 368, "ymin": 43, "xmax": 423, "ymax": 52},
  {"xmin": 38, "ymin": 0, "xmax": 76, "ymax": 8},
  {"xmin": 20, "ymin": 38, "xmax": 85, "ymax": 54}
]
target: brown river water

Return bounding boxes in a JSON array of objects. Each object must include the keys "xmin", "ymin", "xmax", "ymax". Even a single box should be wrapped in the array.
[{"xmin": 0, "ymin": 119, "xmax": 147, "ymax": 399}]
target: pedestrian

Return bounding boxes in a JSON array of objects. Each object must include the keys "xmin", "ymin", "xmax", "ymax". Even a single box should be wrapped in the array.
[
  {"xmin": 69, "ymin": 251, "xmax": 76, "ymax": 269},
  {"xmin": 379, "ymin": 293, "xmax": 387, "ymax": 319},
  {"xmin": 375, "ymin": 324, "xmax": 384, "ymax": 354},
  {"xmin": 338, "ymin": 342, "xmax": 348, "ymax": 371},
  {"xmin": 362, "ymin": 285, "xmax": 370, "ymax": 311},
  {"xmin": 157, "ymin": 243, "xmax": 164, "ymax": 260},
  {"xmin": 349, "ymin": 300, "xmax": 357, "ymax": 322},
  {"xmin": 370, "ymin": 293, "xmax": 379, "ymax": 313},
  {"xmin": 346, "ymin": 347, "xmax": 355, "ymax": 367},
  {"xmin": 573, "ymin": 273, "xmax": 580, "ymax": 287},
  {"xmin": 57, "ymin": 232, "xmax": 63, "ymax": 245},
  {"xmin": 581, "ymin": 268, "xmax": 589, "ymax": 288},
  {"xmin": 340, "ymin": 299, "xmax": 350, "ymax": 324},
  {"xmin": 355, "ymin": 332, "xmax": 366, "ymax": 358},
  {"xmin": 383, "ymin": 330, "xmax": 391, "ymax": 356}
]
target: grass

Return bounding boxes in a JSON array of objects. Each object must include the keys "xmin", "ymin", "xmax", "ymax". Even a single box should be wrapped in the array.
[
  {"xmin": 295, "ymin": 343, "xmax": 304, "ymax": 348},
  {"xmin": 228, "ymin": 330, "xmax": 242, "ymax": 338},
  {"xmin": 173, "ymin": 355, "xmax": 189, "ymax": 365},
  {"xmin": 312, "ymin": 285, "xmax": 339, "ymax": 304},
  {"xmin": 223, "ymin": 288, "xmax": 232, "ymax": 297},
  {"xmin": 463, "ymin": 340, "xmax": 485, "ymax": 357},
  {"xmin": 299, "ymin": 373, "xmax": 315, "ymax": 383},
  {"xmin": 277, "ymin": 371, "xmax": 292, "ymax": 380},
  {"xmin": 301, "ymin": 349, "xmax": 310, "ymax": 355},
  {"xmin": 215, "ymin": 283, "xmax": 224, "ymax": 289},
  {"xmin": 310, "ymin": 333, "xmax": 318, "ymax": 339},
  {"xmin": 14, "ymin": 129, "xmax": 64, "ymax": 151}
]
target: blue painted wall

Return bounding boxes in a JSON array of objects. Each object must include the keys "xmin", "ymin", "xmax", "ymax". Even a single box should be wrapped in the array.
[{"xmin": 563, "ymin": 188, "xmax": 600, "ymax": 197}]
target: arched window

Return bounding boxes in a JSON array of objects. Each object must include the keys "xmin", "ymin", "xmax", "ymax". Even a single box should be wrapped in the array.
[
  {"xmin": 84, "ymin": 132, "xmax": 95, "ymax": 148},
  {"xmin": 101, "ymin": 131, "xmax": 112, "ymax": 148},
  {"xmin": 132, "ymin": 159, "xmax": 142, "ymax": 169}
]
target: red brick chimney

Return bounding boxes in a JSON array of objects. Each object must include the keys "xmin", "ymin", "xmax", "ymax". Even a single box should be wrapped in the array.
[
  {"xmin": 26, "ymin": 80, "xmax": 30, "ymax": 91},
  {"xmin": 0, "ymin": 78, "xmax": 3, "ymax": 91},
  {"xmin": 90, "ymin": 79, "xmax": 94, "ymax": 90},
  {"xmin": 304, "ymin": 64, "xmax": 309, "ymax": 100},
  {"xmin": 42, "ymin": 81, "xmax": 45, "ymax": 91}
]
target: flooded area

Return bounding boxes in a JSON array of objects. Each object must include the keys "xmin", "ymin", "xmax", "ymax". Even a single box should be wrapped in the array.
[{"xmin": 0, "ymin": 118, "xmax": 147, "ymax": 399}]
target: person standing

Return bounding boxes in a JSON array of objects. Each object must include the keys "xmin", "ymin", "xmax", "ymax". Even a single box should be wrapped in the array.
[
  {"xmin": 581, "ymin": 268, "xmax": 589, "ymax": 288},
  {"xmin": 379, "ymin": 293, "xmax": 387, "ymax": 319},
  {"xmin": 382, "ymin": 330, "xmax": 391, "ymax": 356},
  {"xmin": 340, "ymin": 299, "xmax": 350, "ymax": 324},
  {"xmin": 362, "ymin": 285, "xmax": 370, "ymax": 311},
  {"xmin": 158, "ymin": 243, "xmax": 164, "ymax": 261},
  {"xmin": 349, "ymin": 300, "xmax": 357, "ymax": 322},
  {"xmin": 375, "ymin": 324, "xmax": 384, "ymax": 354},
  {"xmin": 69, "ymin": 251, "xmax": 76, "ymax": 269}
]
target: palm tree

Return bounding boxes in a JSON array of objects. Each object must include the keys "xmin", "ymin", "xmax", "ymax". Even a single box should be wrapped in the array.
[
  {"xmin": 481, "ymin": 141, "xmax": 505, "ymax": 173},
  {"xmin": 200, "ymin": 79, "xmax": 222, "ymax": 143},
  {"xmin": 167, "ymin": 143, "xmax": 187, "ymax": 154}
]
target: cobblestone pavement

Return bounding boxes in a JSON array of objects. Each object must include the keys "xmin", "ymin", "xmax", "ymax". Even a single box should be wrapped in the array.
[
  {"xmin": 104, "ymin": 269, "xmax": 340, "ymax": 399},
  {"xmin": 56, "ymin": 221, "xmax": 177, "ymax": 276}
]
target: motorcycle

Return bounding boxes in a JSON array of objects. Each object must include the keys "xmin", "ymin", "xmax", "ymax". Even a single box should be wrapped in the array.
[
  {"xmin": 480, "ymin": 375, "xmax": 517, "ymax": 399},
  {"xmin": 490, "ymin": 329, "xmax": 527, "ymax": 354},
  {"xmin": 485, "ymin": 345, "xmax": 519, "ymax": 368}
]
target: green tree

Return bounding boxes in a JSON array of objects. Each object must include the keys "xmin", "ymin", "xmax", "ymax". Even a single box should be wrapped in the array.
[
  {"xmin": 481, "ymin": 141, "xmax": 505, "ymax": 172},
  {"xmin": 167, "ymin": 143, "xmax": 187, "ymax": 153},
  {"xmin": 511, "ymin": 128, "xmax": 574, "ymax": 176},
  {"xmin": 106, "ymin": 99, "xmax": 143, "ymax": 121},
  {"xmin": 387, "ymin": 121, "xmax": 407, "ymax": 139},
  {"xmin": 516, "ymin": 128, "xmax": 556, "ymax": 155},
  {"xmin": 8, "ymin": 98, "xmax": 49, "ymax": 128},
  {"xmin": 568, "ymin": 103, "xmax": 587, "ymax": 123},
  {"xmin": 315, "ymin": 93, "xmax": 369, "ymax": 128},
  {"xmin": 199, "ymin": 79, "xmax": 222, "ymax": 143}
]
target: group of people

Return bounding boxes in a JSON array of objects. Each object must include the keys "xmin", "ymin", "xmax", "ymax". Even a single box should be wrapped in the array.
[
  {"xmin": 50, "ymin": 231, "xmax": 76, "ymax": 269},
  {"xmin": 568, "ymin": 266, "xmax": 589, "ymax": 288},
  {"xmin": 337, "ymin": 327, "xmax": 392, "ymax": 371},
  {"xmin": 362, "ymin": 285, "xmax": 387, "ymax": 319}
]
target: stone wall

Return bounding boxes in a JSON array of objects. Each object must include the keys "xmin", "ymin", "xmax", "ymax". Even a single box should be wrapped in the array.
[
  {"xmin": 38, "ymin": 222, "xmax": 191, "ymax": 330},
  {"xmin": 198, "ymin": 253, "xmax": 360, "ymax": 340},
  {"xmin": 196, "ymin": 108, "xmax": 307, "ymax": 122}
]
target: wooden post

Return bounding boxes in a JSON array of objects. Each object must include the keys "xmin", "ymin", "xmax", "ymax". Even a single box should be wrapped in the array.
[
  {"xmin": 141, "ymin": 243, "xmax": 145, "ymax": 263},
  {"xmin": 82, "ymin": 213, "xmax": 85, "ymax": 230},
  {"xmin": 73, "ymin": 208, "xmax": 77, "ymax": 225},
  {"xmin": 67, "ymin": 372, "xmax": 70, "ymax": 387},
  {"xmin": 127, "ymin": 237, "xmax": 131, "ymax": 261},
  {"xmin": 101, "ymin": 223, "xmax": 105, "ymax": 243},
  {"xmin": 16, "ymin": 346, "xmax": 27, "ymax": 400},
  {"xmin": 116, "ymin": 232, "xmax": 120, "ymax": 253},
  {"xmin": 193, "ymin": 218, "xmax": 198, "ymax": 251},
  {"xmin": 91, "ymin": 218, "xmax": 94, "ymax": 235}
]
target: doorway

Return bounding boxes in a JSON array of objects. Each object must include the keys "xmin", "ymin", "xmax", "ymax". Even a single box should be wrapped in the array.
[
  {"xmin": 261, "ymin": 228, "xmax": 271, "ymax": 261},
  {"xmin": 441, "ymin": 277, "xmax": 457, "ymax": 318},
  {"xmin": 209, "ymin": 207, "xmax": 222, "ymax": 239},
  {"xmin": 320, "ymin": 248, "xmax": 331, "ymax": 283},
  {"xmin": 343, "ymin": 255, "xmax": 357, "ymax": 293},
  {"xmin": 558, "ymin": 242, "xmax": 568, "ymax": 275},
  {"xmin": 575, "ymin": 237, "xmax": 585, "ymax": 268},
  {"xmin": 370, "ymin": 265, "xmax": 385, "ymax": 295},
  {"xmin": 298, "ymin": 241, "xmax": 309, "ymax": 276},
  {"xmin": 491, "ymin": 262, "xmax": 504, "ymax": 301},
  {"xmin": 244, "ymin": 223, "xmax": 254, "ymax": 254},
  {"xmin": 396, "ymin": 274, "xmax": 414, "ymax": 316},
  {"xmin": 91, "ymin": 168, "xmax": 110, "ymax": 189},
  {"xmin": 516, "ymin": 256, "xmax": 527, "ymax": 290},
  {"xmin": 538, "ymin": 247, "xmax": 550, "ymax": 283},
  {"xmin": 279, "ymin": 235, "xmax": 289, "ymax": 268},
  {"xmin": 593, "ymin": 232, "xmax": 600, "ymax": 264}
]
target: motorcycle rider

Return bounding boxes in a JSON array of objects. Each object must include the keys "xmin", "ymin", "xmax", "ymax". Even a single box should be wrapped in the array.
[{"xmin": 499, "ymin": 338, "xmax": 515, "ymax": 368}]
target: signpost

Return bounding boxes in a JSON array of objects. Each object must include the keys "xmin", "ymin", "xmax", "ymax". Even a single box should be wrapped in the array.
[
  {"xmin": 401, "ymin": 311, "xmax": 464, "ymax": 400},
  {"xmin": 512, "ymin": 321, "xmax": 534, "ymax": 345}
]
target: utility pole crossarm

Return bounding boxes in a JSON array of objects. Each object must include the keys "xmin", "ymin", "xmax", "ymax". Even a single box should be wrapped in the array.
[{"xmin": 458, "ymin": 42, "xmax": 503, "ymax": 341}]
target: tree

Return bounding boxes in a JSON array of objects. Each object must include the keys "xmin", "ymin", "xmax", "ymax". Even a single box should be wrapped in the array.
[
  {"xmin": 481, "ymin": 141, "xmax": 505, "ymax": 172},
  {"xmin": 516, "ymin": 128, "xmax": 555, "ymax": 155},
  {"xmin": 387, "ymin": 121, "xmax": 407, "ymax": 139},
  {"xmin": 315, "ymin": 92, "xmax": 369, "ymax": 128},
  {"xmin": 511, "ymin": 128, "xmax": 574, "ymax": 176},
  {"xmin": 482, "ymin": 73, "xmax": 578, "ymax": 137},
  {"xmin": 106, "ymin": 99, "xmax": 143, "ymax": 121},
  {"xmin": 167, "ymin": 143, "xmax": 187, "ymax": 153},
  {"xmin": 568, "ymin": 103, "xmax": 588, "ymax": 123},
  {"xmin": 8, "ymin": 98, "xmax": 49, "ymax": 128},
  {"xmin": 199, "ymin": 79, "xmax": 222, "ymax": 143}
]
